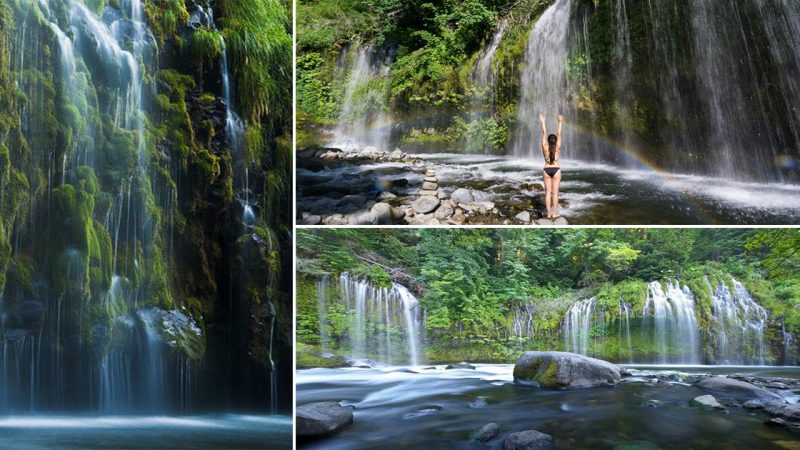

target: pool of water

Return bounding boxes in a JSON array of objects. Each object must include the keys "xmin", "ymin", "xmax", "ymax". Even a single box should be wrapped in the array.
[
  {"xmin": 297, "ymin": 364, "xmax": 800, "ymax": 449},
  {"xmin": 0, "ymin": 414, "xmax": 292, "ymax": 449},
  {"xmin": 297, "ymin": 153, "xmax": 800, "ymax": 224}
]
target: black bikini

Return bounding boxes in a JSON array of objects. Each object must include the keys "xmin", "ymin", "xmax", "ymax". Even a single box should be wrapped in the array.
[{"xmin": 543, "ymin": 167, "xmax": 560, "ymax": 177}]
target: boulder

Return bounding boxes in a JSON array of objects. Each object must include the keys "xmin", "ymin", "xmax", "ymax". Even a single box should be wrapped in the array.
[
  {"xmin": 371, "ymin": 203, "xmax": 394, "ymax": 225},
  {"xmin": 690, "ymin": 394, "xmax": 726, "ymax": 410},
  {"xmin": 513, "ymin": 351, "xmax": 621, "ymax": 388},
  {"xmin": 434, "ymin": 203, "xmax": 454, "ymax": 219},
  {"xmin": 296, "ymin": 402, "xmax": 353, "ymax": 441},
  {"xmin": 697, "ymin": 376, "xmax": 782, "ymax": 403},
  {"xmin": 451, "ymin": 188, "xmax": 475, "ymax": 204},
  {"xmin": 412, "ymin": 196, "xmax": 440, "ymax": 214},
  {"xmin": 446, "ymin": 362, "xmax": 475, "ymax": 370},
  {"xmin": 299, "ymin": 215, "xmax": 322, "ymax": 225},
  {"xmin": 346, "ymin": 212, "xmax": 377, "ymax": 225},
  {"xmin": 471, "ymin": 423, "xmax": 499, "ymax": 443},
  {"xmin": 515, "ymin": 211, "xmax": 531, "ymax": 223},
  {"xmin": 553, "ymin": 217, "xmax": 569, "ymax": 226},
  {"xmin": 504, "ymin": 430, "xmax": 554, "ymax": 450},
  {"xmin": 377, "ymin": 191, "xmax": 397, "ymax": 201},
  {"xmin": 536, "ymin": 218, "xmax": 553, "ymax": 226}
]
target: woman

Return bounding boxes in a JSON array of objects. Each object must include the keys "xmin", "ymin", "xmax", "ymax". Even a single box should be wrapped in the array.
[{"xmin": 539, "ymin": 114, "xmax": 563, "ymax": 220}]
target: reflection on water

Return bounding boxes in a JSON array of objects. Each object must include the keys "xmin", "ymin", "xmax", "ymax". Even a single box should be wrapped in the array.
[
  {"xmin": 297, "ymin": 153, "xmax": 800, "ymax": 224},
  {"xmin": 297, "ymin": 365, "xmax": 800, "ymax": 449},
  {"xmin": 0, "ymin": 414, "xmax": 292, "ymax": 449}
]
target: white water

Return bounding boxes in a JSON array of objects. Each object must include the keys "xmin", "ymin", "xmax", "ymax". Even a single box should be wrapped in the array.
[
  {"xmin": 332, "ymin": 46, "xmax": 392, "ymax": 151},
  {"xmin": 511, "ymin": 0, "xmax": 572, "ymax": 157},
  {"xmin": 329, "ymin": 274, "xmax": 424, "ymax": 365},
  {"xmin": 644, "ymin": 280, "xmax": 701, "ymax": 364},
  {"xmin": 708, "ymin": 279, "xmax": 769, "ymax": 365},
  {"xmin": 564, "ymin": 298, "xmax": 597, "ymax": 356},
  {"xmin": 471, "ymin": 19, "xmax": 508, "ymax": 114}
]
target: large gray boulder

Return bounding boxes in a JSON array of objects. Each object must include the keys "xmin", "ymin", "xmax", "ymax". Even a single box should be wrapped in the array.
[
  {"xmin": 296, "ymin": 402, "xmax": 353, "ymax": 441},
  {"xmin": 411, "ymin": 195, "xmax": 440, "ymax": 214},
  {"xmin": 696, "ymin": 376, "xmax": 782, "ymax": 403},
  {"xmin": 451, "ymin": 188, "xmax": 474, "ymax": 204},
  {"xmin": 513, "ymin": 351, "xmax": 621, "ymax": 388},
  {"xmin": 504, "ymin": 430, "xmax": 554, "ymax": 450}
]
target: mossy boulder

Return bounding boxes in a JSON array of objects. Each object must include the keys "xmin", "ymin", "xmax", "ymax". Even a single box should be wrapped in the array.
[{"xmin": 513, "ymin": 351, "xmax": 621, "ymax": 388}]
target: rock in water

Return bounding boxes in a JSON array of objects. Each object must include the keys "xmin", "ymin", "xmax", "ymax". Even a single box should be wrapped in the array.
[
  {"xmin": 697, "ymin": 376, "xmax": 782, "ymax": 403},
  {"xmin": 515, "ymin": 211, "xmax": 531, "ymax": 223},
  {"xmin": 471, "ymin": 423, "xmax": 499, "ymax": 442},
  {"xmin": 451, "ymin": 188, "xmax": 475, "ymax": 204},
  {"xmin": 513, "ymin": 351, "xmax": 621, "ymax": 388},
  {"xmin": 296, "ymin": 402, "xmax": 354, "ymax": 441},
  {"xmin": 504, "ymin": 430, "xmax": 554, "ymax": 450},
  {"xmin": 690, "ymin": 394, "xmax": 726, "ymax": 410},
  {"xmin": 446, "ymin": 362, "xmax": 476, "ymax": 370},
  {"xmin": 412, "ymin": 195, "xmax": 440, "ymax": 214}
]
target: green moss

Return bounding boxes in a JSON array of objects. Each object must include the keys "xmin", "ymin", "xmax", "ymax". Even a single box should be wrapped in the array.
[{"xmin": 190, "ymin": 29, "xmax": 223, "ymax": 63}]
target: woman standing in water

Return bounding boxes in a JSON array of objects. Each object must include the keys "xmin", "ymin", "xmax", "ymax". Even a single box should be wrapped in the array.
[{"xmin": 539, "ymin": 114, "xmax": 563, "ymax": 220}]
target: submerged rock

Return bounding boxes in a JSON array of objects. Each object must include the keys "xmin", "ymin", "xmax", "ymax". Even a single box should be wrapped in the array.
[
  {"xmin": 296, "ymin": 401, "xmax": 353, "ymax": 441},
  {"xmin": 513, "ymin": 351, "xmax": 621, "ymax": 388},
  {"xmin": 471, "ymin": 422, "xmax": 499, "ymax": 442},
  {"xmin": 690, "ymin": 394, "xmax": 726, "ymax": 410},
  {"xmin": 446, "ymin": 362, "xmax": 476, "ymax": 370},
  {"xmin": 697, "ymin": 376, "xmax": 782, "ymax": 403},
  {"xmin": 504, "ymin": 430, "xmax": 554, "ymax": 450}
]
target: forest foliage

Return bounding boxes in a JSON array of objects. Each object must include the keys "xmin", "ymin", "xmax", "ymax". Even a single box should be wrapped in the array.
[{"xmin": 297, "ymin": 229, "xmax": 800, "ymax": 362}]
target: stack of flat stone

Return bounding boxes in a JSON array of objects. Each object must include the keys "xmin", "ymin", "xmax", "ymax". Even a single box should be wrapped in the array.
[{"xmin": 419, "ymin": 167, "xmax": 439, "ymax": 197}]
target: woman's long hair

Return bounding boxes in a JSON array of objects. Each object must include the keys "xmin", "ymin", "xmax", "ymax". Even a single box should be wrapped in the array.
[{"xmin": 547, "ymin": 134, "xmax": 557, "ymax": 165}]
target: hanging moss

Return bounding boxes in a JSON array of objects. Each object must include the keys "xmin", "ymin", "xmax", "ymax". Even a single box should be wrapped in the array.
[{"xmin": 190, "ymin": 29, "xmax": 223, "ymax": 64}]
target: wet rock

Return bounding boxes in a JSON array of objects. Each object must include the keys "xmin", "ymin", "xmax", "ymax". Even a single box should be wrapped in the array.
[
  {"xmin": 513, "ymin": 351, "xmax": 621, "ymax": 389},
  {"xmin": 765, "ymin": 417, "xmax": 800, "ymax": 434},
  {"xmin": 377, "ymin": 191, "xmax": 397, "ymax": 201},
  {"xmin": 471, "ymin": 422, "xmax": 499, "ymax": 442},
  {"xmin": 690, "ymin": 395, "xmax": 726, "ymax": 410},
  {"xmin": 300, "ymin": 215, "xmax": 322, "ymax": 225},
  {"xmin": 504, "ymin": 430, "xmax": 554, "ymax": 450},
  {"xmin": 642, "ymin": 399, "xmax": 662, "ymax": 408},
  {"xmin": 371, "ymin": 202, "xmax": 395, "ymax": 225},
  {"xmin": 412, "ymin": 195, "xmax": 440, "ymax": 214},
  {"xmin": 296, "ymin": 402, "xmax": 353, "ymax": 441},
  {"xmin": 515, "ymin": 211, "xmax": 531, "ymax": 223},
  {"xmin": 763, "ymin": 404, "xmax": 800, "ymax": 421},
  {"xmin": 446, "ymin": 362, "xmax": 476, "ymax": 370},
  {"xmin": 392, "ymin": 178, "xmax": 409, "ymax": 188},
  {"xmin": 340, "ymin": 194, "xmax": 367, "ymax": 206},
  {"xmin": 697, "ymin": 376, "xmax": 783, "ymax": 403},
  {"xmin": 743, "ymin": 399, "xmax": 765, "ymax": 410},
  {"xmin": 766, "ymin": 382, "xmax": 792, "ymax": 390},
  {"xmin": 451, "ymin": 188, "xmax": 475, "ymax": 204},
  {"xmin": 470, "ymin": 397, "xmax": 488, "ymax": 409},
  {"xmin": 402, "ymin": 405, "xmax": 442, "ymax": 420}
]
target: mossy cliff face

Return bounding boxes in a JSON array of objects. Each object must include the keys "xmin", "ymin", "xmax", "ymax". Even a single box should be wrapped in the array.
[{"xmin": 0, "ymin": 0, "xmax": 291, "ymax": 412}]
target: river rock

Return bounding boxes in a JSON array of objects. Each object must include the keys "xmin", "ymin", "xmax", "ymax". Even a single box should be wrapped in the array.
[
  {"xmin": 371, "ymin": 202, "xmax": 394, "ymax": 225},
  {"xmin": 423, "ymin": 176, "xmax": 438, "ymax": 183},
  {"xmin": 690, "ymin": 394, "xmax": 726, "ymax": 410},
  {"xmin": 412, "ymin": 195, "xmax": 440, "ymax": 214},
  {"xmin": 642, "ymin": 399, "xmax": 662, "ymax": 408},
  {"xmin": 504, "ymin": 430, "xmax": 554, "ymax": 450},
  {"xmin": 743, "ymin": 399, "xmax": 765, "ymax": 410},
  {"xmin": 451, "ymin": 188, "xmax": 475, "ymax": 204},
  {"xmin": 422, "ymin": 181, "xmax": 438, "ymax": 191},
  {"xmin": 515, "ymin": 211, "xmax": 531, "ymax": 223},
  {"xmin": 340, "ymin": 194, "xmax": 367, "ymax": 206},
  {"xmin": 450, "ymin": 212, "xmax": 466, "ymax": 225},
  {"xmin": 536, "ymin": 218, "xmax": 553, "ymax": 226},
  {"xmin": 323, "ymin": 214, "xmax": 348, "ymax": 225},
  {"xmin": 697, "ymin": 376, "xmax": 783, "ymax": 403},
  {"xmin": 418, "ymin": 189, "xmax": 439, "ymax": 196},
  {"xmin": 345, "ymin": 211, "xmax": 377, "ymax": 225},
  {"xmin": 553, "ymin": 217, "xmax": 569, "ymax": 225},
  {"xmin": 446, "ymin": 362, "xmax": 476, "ymax": 370},
  {"xmin": 471, "ymin": 423, "xmax": 499, "ymax": 442},
  {"xmin": 300, "ymin": 215, "xmax": 322, "ymax": 225},
  {"xmin": 296, "ymin": 402, "xmax": 354, "ymax": 441},
  {"xmin": 377, "ymin": 191, "xmax": 397, "ymax": 201},
  {"xmin": 513, "ymin": 351, "xmax": 621, "ymax": 388},
  {"xmin": 389, "ymin": 149, "xmax": 404, "ymax": 160},
  {"xmin": 434, "ymin": 202, "xmax": 454, "ymax": 219},
  {"xmin": 763, "ymin": 404, "xmax": 800, "ymax": 421}
]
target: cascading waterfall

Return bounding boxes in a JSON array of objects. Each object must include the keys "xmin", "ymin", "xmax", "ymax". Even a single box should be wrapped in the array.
[
  {"xmin": 316, "ymin": 275, "xmax": 331, "ymax": 352},
  {"xmin": 510, "ymin": 0, "xmax": 572, "ymax": 158},
  {"xmin": 619, "ymin": 300, "xmax": 632, "ymax": 363},
  {"xmin": 708, "ymin": 279, "xmax": 769, "ymax": 365},
  {"xmin": 470, "ymin": 20, "xmax": 508, "ymax": 120},
  {"xmin": 643, "ymin": 281, "xmax": 701, "ymax": 364},
  {"xmin": 327, "ymin": 273, "xmax": 424, "ymax": 365},
  {"xmin": 332, "ymin": 45, "xmax": 392, "ymax": 151},
  {"xmin": 564, "ymin": 298, "xmax": 599, "ymax": 357},
  {"xmin": 511, "ymin": 303, "xmax": 537, "ymax": 339}
]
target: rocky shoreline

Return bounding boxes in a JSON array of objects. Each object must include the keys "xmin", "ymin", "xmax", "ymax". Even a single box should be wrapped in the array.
[
  {"xmin": 297, "ymin": 146, "xmax": 570, "ymax": 226},
  {"xmin": 297, "ymin": 352, "xmax": 800, "ymax": 447}
]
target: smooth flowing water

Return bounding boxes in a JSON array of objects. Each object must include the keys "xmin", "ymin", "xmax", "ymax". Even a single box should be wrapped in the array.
[
  {"xmin": 297, "ymin": 153, "xmax": 800, "ymax": 224},
  {"xmin": 332, "ymin": 274, "xmax": 424, "ymax": 365},
  {"xmin": 0, "ymin": 414, "xmax": 292, "ymax": 449},
  {"xmin": 297, "ymin": 365, "xmax": 800, "ymax": 449},
  {"xmin": 709, "ymin": 279, "xmax": 769, "ymax": 365}
]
